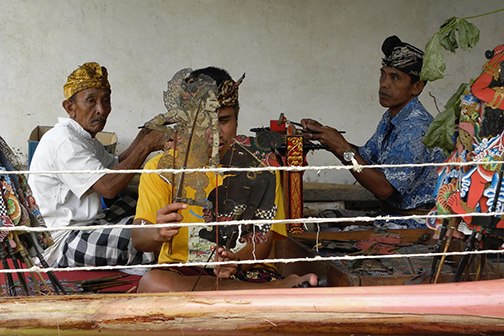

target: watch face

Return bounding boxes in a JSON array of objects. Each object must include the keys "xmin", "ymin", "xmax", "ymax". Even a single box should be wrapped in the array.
[{"xmin": 343, "ymin": 151, "xmax": 354, "ymax": 162}]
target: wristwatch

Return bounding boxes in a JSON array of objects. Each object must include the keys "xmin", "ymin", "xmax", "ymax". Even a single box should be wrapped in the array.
[{"xmin": 343, "ymin": 147, "xmax": 357, "ymax": 162}]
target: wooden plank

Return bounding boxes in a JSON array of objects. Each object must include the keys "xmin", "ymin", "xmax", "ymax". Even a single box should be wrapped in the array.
[{"xmin": 0, "ymin": 282, "xmax": 503, "ymax": 335}]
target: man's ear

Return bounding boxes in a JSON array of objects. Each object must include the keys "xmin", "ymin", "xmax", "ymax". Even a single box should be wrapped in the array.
[
  {"xmin": 412, "ymin": 80, "xmax": 426, "ymax": 97},
  {"xmin": 62, "ymin": 99, "xmax": 75, "ymax": 118}
]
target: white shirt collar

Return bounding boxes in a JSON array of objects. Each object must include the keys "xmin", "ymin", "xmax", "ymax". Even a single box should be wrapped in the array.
[{"xmin": 57, "ymin": 117, "xmax": 93, "ymax": 139}]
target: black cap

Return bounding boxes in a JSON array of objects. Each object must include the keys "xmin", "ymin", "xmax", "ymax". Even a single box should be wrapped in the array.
[{"xmin": 382, "ymin": 35, "xmax": 424, "ymax": 78}]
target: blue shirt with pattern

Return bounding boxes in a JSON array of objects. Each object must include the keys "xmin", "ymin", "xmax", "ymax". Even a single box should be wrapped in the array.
[{"xmin": 359, "ymin": 97, "xmax": 445, "ymax": 211}]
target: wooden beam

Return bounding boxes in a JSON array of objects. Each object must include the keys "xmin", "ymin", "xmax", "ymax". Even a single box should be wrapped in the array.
[{"xmin": 0, "ymin": 280, "xmax": 503, "ymax": 335}]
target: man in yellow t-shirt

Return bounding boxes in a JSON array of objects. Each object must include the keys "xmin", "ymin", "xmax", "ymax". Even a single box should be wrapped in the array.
[{"xmin": 132, "ymin": 67, "xmax": 317, "ymax": 292}]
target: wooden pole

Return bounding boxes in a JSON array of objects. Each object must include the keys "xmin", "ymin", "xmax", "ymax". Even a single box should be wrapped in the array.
[{"xmin": 0, "ymin": 280, "xmax": 503, "ymax": 335}]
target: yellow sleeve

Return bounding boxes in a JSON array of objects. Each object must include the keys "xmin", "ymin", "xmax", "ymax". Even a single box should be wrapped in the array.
[
  {"xmin": 134, "ymin": 153, "xmax": 172, "ymax": 224},
  {"xmin": 271, "ymin": 171, "xmax": 287, "ymax": 237}
]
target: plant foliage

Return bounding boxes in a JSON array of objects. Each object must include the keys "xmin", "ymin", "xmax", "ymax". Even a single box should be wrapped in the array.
[
  {"xmin": 420, "ymin": 17, "xmax": 479, "ymax": 82},
  {"xmin": 423, "ymin": 83, "xmax": 469, "ymax": 154}
]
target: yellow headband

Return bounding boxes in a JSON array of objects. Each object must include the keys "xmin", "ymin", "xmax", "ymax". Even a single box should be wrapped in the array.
[{"xmin": 63, "ymin": 62, "xmax": 111, "ymax": 99}]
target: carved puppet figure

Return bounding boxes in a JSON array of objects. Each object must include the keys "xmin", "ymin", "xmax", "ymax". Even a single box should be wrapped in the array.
[
  {"xmin": 431, "ymin": 44, "xmax": 504, "ymax": 238},
  {"xmin": 200, "ymin": 135, "xmax": 279, "ymax": 248},
  {"xmin": 142, "ymin": 70, "xmax": 275, "ymax": 250}
]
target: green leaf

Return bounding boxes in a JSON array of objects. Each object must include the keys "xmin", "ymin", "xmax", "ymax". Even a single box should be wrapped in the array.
[
  {"xmin": 439, "ymin": 26, "xmax": 458, "ymax": 53},
  {"xmin": 438, "ymin": 17, "xmax": 459, "ymax": 52},
  {"xmin": 423, "ymin": 105, "xmax": 456, "ymax": 154},
  {"xmin": 420, "ymin": 33, "xmax": 446, "ymax": 81},
  {"xmin": 440, "ymin": 16, "xmax": 457, "ymax": 29},
  {"xmin": 444, "ymin": 83, "xmax": 468, "ymax": 111},
  {"xmin": 421, "ymin": 16, "xmax": 481, "ymax": 82},
  {"xmin": 457, "ymin": 19, "xmax": 480, "ymax": 50},
  {"xmin": 423, "ymin": 83, "xmax": 468, "ymax": 154}
]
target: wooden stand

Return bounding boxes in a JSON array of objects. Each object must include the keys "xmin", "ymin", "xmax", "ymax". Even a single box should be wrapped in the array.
[{"xmin": 285, "ymin": 133, "xmax": 305, "ymax": 233}]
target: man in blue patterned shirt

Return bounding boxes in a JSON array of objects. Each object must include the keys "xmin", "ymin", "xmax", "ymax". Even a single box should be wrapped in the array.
[{"xmin": 302, "ymin": 36, "xmax": 445, "ymax": 228}]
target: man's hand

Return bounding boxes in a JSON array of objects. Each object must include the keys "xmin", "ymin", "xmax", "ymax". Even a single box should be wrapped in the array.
[
  {"xmin": 300, "ymin": 118, "xmax": 352, "ymax": 156},
  {"xmin": 214, "ymin": 246, "xmax": 239, "ymax": 279},
  {"xmin": 132, "ymin": 203, "xmax": 187, "ymax": 253},
  {"xmin": 153, "ymin": 203, "xmax": 187, "ymax": 244},
  {"xmin": 300, "ymin": 119, "xmax": 395, "ymax": 200},
  {"xmin": 138, "ymin": 128, "xmax": 167, "ymax": 152}
]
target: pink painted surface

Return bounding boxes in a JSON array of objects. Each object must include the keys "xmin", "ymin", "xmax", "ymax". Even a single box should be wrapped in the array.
[{"xmin": 178, "ymin": 278, "xmax": 504, "ymax": 318}]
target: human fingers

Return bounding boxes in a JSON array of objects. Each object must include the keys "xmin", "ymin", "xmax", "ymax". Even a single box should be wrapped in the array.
[
  {"xmin": 156, "ymin": 203, "xmax": 186, "ymax": 224},
  {"xmin": 215, "ymin": 246, "xmax": 227, "ymax": 261},
  {"xmin": 321, "ymin": 125, "xmax": 346, "ymax": 139},
  {"xmin": 316, "ymin": 126, "xmax": 347, "ymax": 148},
  {"xmin": 215, "ymin": 265, "xmax": 236, "ymax": 279},
  {"xmin": 217, "ymin": 248, "xmax": 236, "ymax": 262},
  {"xmin": 158, "ymin": 203, "xmax": 187, "ymax": 215},
  {"xmin": 300, "ymin": 118, "xmax": 311, "ymax": 128},
  {"xmin": 142, "ymin": 129, "xmax": 167, "ymax": 151},
  {"xmin": 146, "ymin": 129, "xmax": 165, "ymax": 139},
  {"xmin": 214, "ymin": 256, "xmax": 238, "ymax": 279},
  {"xmin": 157, "ymin": 226, "xmax": 180, "ymax": 242},
  {"xmin": 305, "ymin": 124, "xmax": 338, "ymax": 142},
  {"xmin": 300, "ymin": 118, "xmax": 323, "ymax": 131}
]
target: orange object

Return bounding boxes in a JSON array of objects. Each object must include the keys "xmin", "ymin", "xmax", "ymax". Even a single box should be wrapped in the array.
[{"xmin": 471, "ymin": 44, "xmax": 504, "ymax": 110}]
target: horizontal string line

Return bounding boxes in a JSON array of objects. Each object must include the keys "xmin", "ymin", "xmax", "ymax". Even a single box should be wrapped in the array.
[
  {"xmin": 4, "ymin": 159, "xmax": 504, "ymax": 175},
  {"xmin": 3, "ymin": 155, "xmax": 503, "ymax": 275},
  {"xmin": 2, "ymin": 249, "xmax": 502, "ymax": 274},
  {"xmin": 2, "ymin": 211, "xmax": 503, "ymax": 233}
]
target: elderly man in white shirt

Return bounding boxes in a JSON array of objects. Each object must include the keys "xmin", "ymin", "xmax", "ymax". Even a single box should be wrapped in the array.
[{"xmin": 29, "ymin": 62, "xmax": 165, "ymax": 268}]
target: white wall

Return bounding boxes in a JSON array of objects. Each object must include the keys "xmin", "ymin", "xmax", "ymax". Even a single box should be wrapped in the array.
[{"xmin": 1, "ymin": 0, "xmax": 503, "ymax": 183}]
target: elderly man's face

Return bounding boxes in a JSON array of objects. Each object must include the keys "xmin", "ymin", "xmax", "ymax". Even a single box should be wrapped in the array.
[
  {"xmin": 379, "ymin": 66, "xmax": 424, "ymax": 117},
  {"xmin": 64, "ymin": 88, "xmax": 111, "ymax": 137}
]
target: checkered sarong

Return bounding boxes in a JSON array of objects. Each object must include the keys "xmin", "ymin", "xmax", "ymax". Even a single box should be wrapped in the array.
[{"xmin": 57, "ymin": 194, "xmax": 154, "ymax": 267}]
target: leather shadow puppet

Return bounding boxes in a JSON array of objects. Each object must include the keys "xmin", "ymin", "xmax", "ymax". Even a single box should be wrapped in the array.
[{"xmin": 199, "ymin": 135, "xmax": 279, "ymax": 249}]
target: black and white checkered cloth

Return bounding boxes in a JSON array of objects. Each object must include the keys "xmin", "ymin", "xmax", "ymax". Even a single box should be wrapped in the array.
[{"xmin": 57, "ymin": 194, "xmax": 154, "ymax": 267}]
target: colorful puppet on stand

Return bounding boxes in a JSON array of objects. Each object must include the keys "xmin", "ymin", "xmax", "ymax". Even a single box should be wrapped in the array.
[
  {"xmin": 425, "ymin": 46, "xmax": 504, "ymax": 286},
  {"xmin": 0, "ymin": 136, "xmax": 65, "ymax": 295},
  {"xmin": 431, "ymin": 45, "xmax": 504, "ymax": 239}
]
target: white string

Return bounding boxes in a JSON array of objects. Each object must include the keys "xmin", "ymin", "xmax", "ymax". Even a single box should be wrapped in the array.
[
  {"xmin": 5, "ymin": 159, "xmax": 504, "ymax": 176},
  {"xmin": 2, "ymin": 248, "xmax": 503, "ymax": 274},
  {"xmin": 349, "ymin": 156, "xmax": 363, "ymax": 173},
  {"xmin": 252, "ymin": 224, "xmax": 257, "ymax": 260},
  {"xmin": 2, "ymin": 159, "xmax": 504, "ymax": 275},
  {"xmin": 2, "ymin": 211, "xmax": 503, "ymax": 233}
]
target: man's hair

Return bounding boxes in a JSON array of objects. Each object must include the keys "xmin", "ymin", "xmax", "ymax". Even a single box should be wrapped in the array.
[
  {"xmin": 191, "ymin": 66, "xmax": 240, "ymax": 117},
  {"xmin": 191, "ymin": 67, "xmax": 232, "ymax": 88},
  {"xmin": 410, "ymin": 75, "xmax": 426, "ymax": 86}
]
